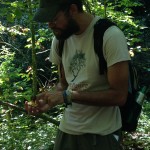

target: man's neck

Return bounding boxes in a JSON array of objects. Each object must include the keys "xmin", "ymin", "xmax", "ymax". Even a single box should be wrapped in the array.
[{"xmin": 75, "ymin": 13, "xmax": 94, "ymax": 35}]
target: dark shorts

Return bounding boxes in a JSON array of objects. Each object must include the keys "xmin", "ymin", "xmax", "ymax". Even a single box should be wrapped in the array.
[{"xmin": 53, "ymin": 129, "xmax": 122, "ymax": 150}]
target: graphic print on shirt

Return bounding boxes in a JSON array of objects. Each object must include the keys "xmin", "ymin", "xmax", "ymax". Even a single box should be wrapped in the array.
[{"xmin": 69, "ymin": 49, "xmax": 86, "ymax": 82}]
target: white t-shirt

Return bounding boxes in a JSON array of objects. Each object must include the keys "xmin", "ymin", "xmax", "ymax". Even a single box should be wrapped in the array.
[{"xmin": 50, "ymin": 16, "xmax": 131, "ymax": 135}]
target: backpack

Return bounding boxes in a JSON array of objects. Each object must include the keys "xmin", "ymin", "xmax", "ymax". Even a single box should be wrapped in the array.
[{"xmin": 58, "ymin": 18, "xmax": 142, "ymax": 132}]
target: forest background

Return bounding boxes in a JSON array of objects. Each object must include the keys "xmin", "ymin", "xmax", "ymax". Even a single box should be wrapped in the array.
[{"xmin": 0, "ymin": 0, "xmax": 150, "ymax": 150}]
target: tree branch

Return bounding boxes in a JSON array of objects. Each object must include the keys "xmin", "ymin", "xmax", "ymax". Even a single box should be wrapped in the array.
[
  {"xmin": 0, "ymin": 101, "xmax": 60, "ymax": 126},
  {"xmin": 0, "ymin": 41, "xmax": 20, "ymax": 52}
]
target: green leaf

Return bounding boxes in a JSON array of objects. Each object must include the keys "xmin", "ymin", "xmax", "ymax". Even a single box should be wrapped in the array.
[
  {"xmin": 11, "ymin": 2, "xmax": 18, "ymax": 7},
  {"xmin": 6, "ymin": 13, "xmax": 15, "ymax": 22},
  {"xmin": 14, "ymin": 9, "xmax": 22, "ymax": 19}
]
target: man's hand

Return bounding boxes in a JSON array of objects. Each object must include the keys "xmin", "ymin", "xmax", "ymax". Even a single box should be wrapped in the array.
[{"xmin": 25, "ymin": 91, "xmax": 64, "ymax": 115}]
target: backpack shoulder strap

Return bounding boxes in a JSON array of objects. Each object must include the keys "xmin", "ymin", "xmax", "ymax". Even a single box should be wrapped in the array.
[{"xmin": 94, "ymin": 19, "xmax": 116, "ymax": 74}]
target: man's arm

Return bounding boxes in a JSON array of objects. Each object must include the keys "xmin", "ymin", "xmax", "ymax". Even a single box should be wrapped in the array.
[
  {"xmin": 71, "ymin": 61, "xmax": 129, "ymax": 106},
  {"xmin": 25, "ymin": 60, "xmax": 129, "ymax": 115}
]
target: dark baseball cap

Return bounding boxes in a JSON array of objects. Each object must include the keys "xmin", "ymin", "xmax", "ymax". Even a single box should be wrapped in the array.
[{"xmin": 33, "ymin": 0, "xmax": 81, "ymax": 22}]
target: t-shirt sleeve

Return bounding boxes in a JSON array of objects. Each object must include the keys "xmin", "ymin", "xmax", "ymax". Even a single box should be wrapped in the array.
[
  {"xmin": 103, "ymin": 26, "xmax": 131, "ymax": 67},
  {"xmin": 49, "ymin": 37, "xmax": 62, "ymax": 65}
]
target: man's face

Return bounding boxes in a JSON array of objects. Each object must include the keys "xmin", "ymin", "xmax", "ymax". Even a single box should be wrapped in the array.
[{"xmin": 48, "ymin": 11, "xmax": 79, "ymax": 40}]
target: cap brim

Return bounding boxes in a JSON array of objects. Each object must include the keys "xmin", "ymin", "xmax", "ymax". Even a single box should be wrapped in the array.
[{"xmin": 33, "ymin": 5, "xmax": 60, "ymax": 22}]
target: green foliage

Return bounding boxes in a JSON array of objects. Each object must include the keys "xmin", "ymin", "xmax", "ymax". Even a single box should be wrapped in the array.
[
  {"xmin": 0, "ymin": 46, "xmax": 32, "ymax": 102},
  {"xmin": 87, "ymin": 0, "xmax": 149, "ymax": 53},
  {"xmin": 0, "ymin": 0, "xmax": 38, "ymax": 24},
  {"xmin": 90, "ymin": 0, "xmax": 150, "ymax": 88},
  {"xmin": 0, "ymin": 112, "xmax": 57, "ymax": 150},
  {"xmin": 122, "ymin": 102, "xmax": 150, "ymax": 150}
]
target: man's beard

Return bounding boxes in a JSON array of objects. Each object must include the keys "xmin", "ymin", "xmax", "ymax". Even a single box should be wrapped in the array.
[{"xmin": 53, "ymin": 18, "xmax": 79, "ymax": 40}]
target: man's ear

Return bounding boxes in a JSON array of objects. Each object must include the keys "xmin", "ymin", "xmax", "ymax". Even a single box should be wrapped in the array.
[{"xmin": 69, "ymin": 4, "xmax": 78, "ymax": 16}]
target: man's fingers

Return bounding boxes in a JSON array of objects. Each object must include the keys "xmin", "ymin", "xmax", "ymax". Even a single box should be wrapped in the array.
[
  {"xmin": 25, "ymin": 101, "xmax": 28, "ymax": 111},
  {"xmin": 25, "ymin": 97, "xmax": 51, "ymax": 115},
  {"xmin": 30, "ymin": 108, "xmax": 40, "ymax": 116},
  {"xmin": 24, "ymin": 101, "xmax": 39, "ymax": 115},
  {"xmin": 38, "ymin": 99, "xmax": 46, "ymax": 105},
  {"xmin": 40, "ymin": 104, "xmax": 50, "ymax": 112}
]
